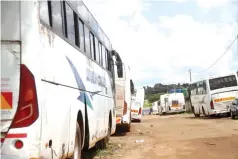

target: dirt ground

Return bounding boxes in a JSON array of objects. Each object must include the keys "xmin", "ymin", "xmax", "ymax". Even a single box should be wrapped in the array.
[{"xmin": 84, "ymin": 114, "xmax": 238, "ymax": 159}]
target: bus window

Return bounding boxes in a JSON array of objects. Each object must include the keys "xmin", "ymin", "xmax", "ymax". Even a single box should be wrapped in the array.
[
  {"xmin": 106, "ymin": 49, "xmax": 110, "ymax": 70},
  {"xmin": 99, "ymin": 43, "xmax": 103, "ymax": 65},
  {"xmin": 40, "ymin": 1, "xmax": 50, "ymax": 25},
  {"xmin": 94, "ymin": 37, "xmax": 100, "ymax": 63},
  {"xmin": 89, "ymin": 32, "xmax": 95, "ymax": 60},
  {"xmin": 51, "ymin": 1, "xmax": 63, "ymax": 35},
  {"xmin": 78, "ymin": 19, "xmax": 85, "ymax": 51},
  {"xmin": 102, "ymin": 45, "xmax": 106, "ymax": 68},
  {"xmin": 65, "ymin": 3, "xmax": 75, "ymax": 44},
  {"xmin": 84, "ymin": 26, "xmax": 90, "ymax": 55},
  {"xmin": 209, "ymin": 75, "xmax": 238, "ymax": 91}
]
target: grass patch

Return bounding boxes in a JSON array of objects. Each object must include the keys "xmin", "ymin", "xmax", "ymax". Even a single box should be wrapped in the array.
[{"xmin": 83, "ymin": 142, "xmax": 121, "ymax": 159}]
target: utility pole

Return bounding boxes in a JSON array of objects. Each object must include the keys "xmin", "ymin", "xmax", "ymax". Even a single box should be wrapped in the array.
[{"xmin": 189, "ymin": 69, "xmax": 192, "ymax": 83}]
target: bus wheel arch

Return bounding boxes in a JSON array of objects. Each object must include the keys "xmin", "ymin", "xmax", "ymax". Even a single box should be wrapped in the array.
[
  {"xmin": 73, "ymin": 122, "xmax": 82, "ymax": 159},
  {"xmin": 77, "ymin": 111, "xmax": 84, "ymax": 148}
]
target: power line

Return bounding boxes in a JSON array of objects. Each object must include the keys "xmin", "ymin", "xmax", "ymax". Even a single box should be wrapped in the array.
[{"xmin": 195, "ymin": 34, "xmax": 238, "ymax": 74}]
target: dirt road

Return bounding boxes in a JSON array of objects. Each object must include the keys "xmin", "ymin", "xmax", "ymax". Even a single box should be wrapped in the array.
[{"xmin": 88, "ymin": 114, "xmax": 238, "ymax": 159}]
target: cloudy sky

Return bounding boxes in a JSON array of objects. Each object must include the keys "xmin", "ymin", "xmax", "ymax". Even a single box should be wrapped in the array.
[{"xmin": 83, "ymin": 0, "xmax": 238, "ymax": 87}]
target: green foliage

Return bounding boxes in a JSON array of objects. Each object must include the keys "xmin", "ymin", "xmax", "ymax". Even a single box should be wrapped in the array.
[
  {"xmin": 148, "ymin": 93, "xmax": 164, "ymax": 103},
  {"xmin": 144, "ymin": 100, "xmax": 152, "ymax": 107}
]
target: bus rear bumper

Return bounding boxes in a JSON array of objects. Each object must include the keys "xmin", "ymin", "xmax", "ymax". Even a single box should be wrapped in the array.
[
  {"xmin": 0, "ymin": 154, "xmax": 26, "ymax": 159},
  {"xmin": 116, "ymin": 114, "xmax": 130, "ymax": 125},
  {"xmin": 131, "ymin": 113, "xmax": 142, "ymax": 120},
  {"xmin": 210, "ymin": 109, "xmax": 229, "ymax": 115},
  {"xmin": 169, "ymin": 108, "xmax": 186, "ymax": 113}
]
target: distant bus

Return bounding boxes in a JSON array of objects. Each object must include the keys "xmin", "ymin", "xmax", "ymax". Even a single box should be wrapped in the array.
[
  {"xmin": 190, "ymin": 73, "xmax": 238, "ymax": 117},
  {"xmin": 131, "ymin": 87, "xmax": 145, "ymax": 122},
  {"xmin": 151, "ymin": 101, "xmax": 159, "ymax": 115},
  {"xmin": 167, "ymin": 93, "xmax": 186, "ymax": 113},
  {"xmin": 1, "ymin": 1, "xmax": 120, "ymax": 159},
  {"xmin": 113, "ymin": 51, "xmax": 134, "ymax": 131},
  {"xmin": 159, "ymin": 94, "xmax": 169, "ymax": 115}
]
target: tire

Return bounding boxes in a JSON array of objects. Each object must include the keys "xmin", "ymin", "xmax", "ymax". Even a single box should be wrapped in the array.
[
  {"xmin": 231, "ymin": 111, "xmax": 236, "ymax": 120},
  {"xmin": 192, "ymin": 106, "xmax": 199, "ymax": 117},
  {"xmin": 99, "ymin": 116, "xmax": 112, "ymax": 149},
  {"xmin": 227, "ymin": 111, "xmax": 231, "ymax": 117},
  {"xmin": 73, "ymin": 123, "xmax": 82, "ymax": 159},
  {"xmin": 202, "ymin": 107, "xmax": 208, "ymax": 117},
  {"xmin": 105, "ymin": 116, "xmax": 112, "ymax": 147}
]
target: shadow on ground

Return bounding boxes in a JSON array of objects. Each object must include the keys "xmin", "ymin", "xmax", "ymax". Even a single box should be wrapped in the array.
[
  {"xmin": 184, "ymin": 114, "xmax": 231, "ymax": 120},
  {"xmin": 111, "ymin": 125, "xmax": 127, "ymax": 137},
  {"xmin": 82, "ymin": 148, "xmax": 97, "ymax": 159}
]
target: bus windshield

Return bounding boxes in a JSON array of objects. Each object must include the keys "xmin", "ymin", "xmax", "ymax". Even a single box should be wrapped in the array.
[{"xmin": 209, "ymin": 75, "xmax": 238, "ymax": 91}]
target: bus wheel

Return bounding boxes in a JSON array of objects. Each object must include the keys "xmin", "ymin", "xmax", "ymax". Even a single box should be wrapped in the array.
[
  {"xmin": 227, "ymin": 111, "xmax": 231, "ymax": 117},
  {"xmin": 192, "ymin": 106, "xmax": 199, "ymax": 117},
  {"xmin": 99, "ymin": 116, "xmax": 112, "ymax": 149},
  {"xmin": 194, "ymin": 114, "xmax": 200, "ymax": 117},
  {"xmin": 105, "ymin": 116, "xmax": 112, "ymax": 147},
  {"xmin": 73, "ymin": 122, "xmax": 82, "ymax": 159},
  {"xmin": 202, "ymin": 107, "xmax": 208, "ymax": 117}
]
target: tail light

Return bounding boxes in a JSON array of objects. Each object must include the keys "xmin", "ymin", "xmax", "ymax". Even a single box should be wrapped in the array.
[
  {"xmin": 14, "ymin": 140, "xmax": 24, "ymax": 149},
  {"xmin": 123, "ymin": 101, "xmax": 127, "ymax": 115},
  {"xmin": 210, "ymin": 100, "xmax": 214, "ymax": 109},
  {"xmin": 138, "ymin": 107, "xmax": 142, "ymax": 115},
  {"xmin": 11, "ymin": 64, "xmax": 39, "ymax": 128}
]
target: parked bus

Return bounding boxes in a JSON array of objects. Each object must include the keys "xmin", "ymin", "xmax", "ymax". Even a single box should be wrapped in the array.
[
  {"xmin": 113, "ymin": 51, "xmax": 134, "ymax": 131},
  {"xmin": 1, "ymin": 1, "xmax": 121, "ymax": 159},
  {"xmin": 159, "ymin": 94, "xmax": 169, "ymax": 115},
  {"xmin": 151, "ymin": 101, "xmax": 159, "ymax": 115},
  {"xmin": 131, "ymin": 87, "xmax": 145, "ymax": 122},
  {"xmin": 167, "ymin": 93, "xmax": 186, "ymax": 113},
  {"xmin": 190, "ymin": 73, "xmax": 238, "ymax": 117}
]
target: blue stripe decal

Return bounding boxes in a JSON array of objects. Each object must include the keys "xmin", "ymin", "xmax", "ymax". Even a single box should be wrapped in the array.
[{"xmin": 66, "ymin": 56, "xmax": 93, "ymax": 110}]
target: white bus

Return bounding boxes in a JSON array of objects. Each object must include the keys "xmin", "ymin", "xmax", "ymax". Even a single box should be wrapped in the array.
[
  {"xmin": 190, "ymin": 73, "xmax": 238, "ymax": 117},
  {"xmin": 167, "ymin": 93, "xmax": 186, "ymax": 113},
  {"xmin": 151, "ymin": 101, "xmax": 159, "ymax": 115},
  {"xmin": 131, "ymin": 87, "xmax": 145, "ymax": 122},
  {"xmin": 1, "ymin": 1, "xmax": 120, "ymax": 158},
  {"xmin": 113, "ymin": 53, "xmax": 134, "ymax": 131},
  {"xmin": 159, "ymin": 94, "xmax": 169, "ymax": 115}
]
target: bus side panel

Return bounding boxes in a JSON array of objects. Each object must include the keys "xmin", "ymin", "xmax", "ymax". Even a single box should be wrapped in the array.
[
  {"xmin": 115, "ymin": 82, "xmax": 125, "ymax": 118},
  {"xmin": 38, "ymin": 24, "xmax": 80, "ymax": 158}
]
